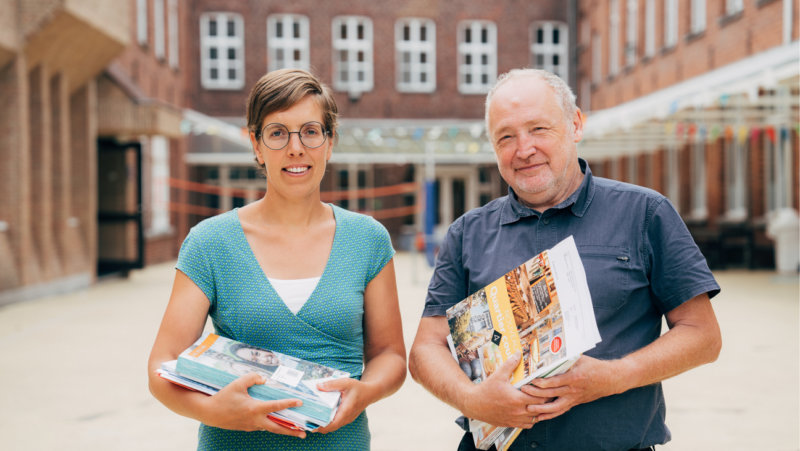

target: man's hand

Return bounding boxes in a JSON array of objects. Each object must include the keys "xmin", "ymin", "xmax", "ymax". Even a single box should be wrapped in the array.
[{"xmin": 461, "ymin": 353, "xmax": 551, "ymax": 429}]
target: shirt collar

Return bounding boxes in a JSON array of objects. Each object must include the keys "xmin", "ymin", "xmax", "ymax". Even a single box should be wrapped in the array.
[{"xmin": 500, "ymin": 158, "xmax": 594, "ymax": 225}]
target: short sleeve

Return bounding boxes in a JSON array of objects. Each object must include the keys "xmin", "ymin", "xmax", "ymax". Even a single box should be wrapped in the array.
[
  {"xmin": 422, "ymin": 217, "xmax": 467, "ymax": 317},
  {"xmin": 175, "ymin": 227, "xmax": 216, "ymax": 305},
  {"xmin": 366, "ymin": 218, "xmax": 395, "ymax": 283},
  {"xmin": 645, "ymin": 198, "xmax": 720, "ymax": 312}
]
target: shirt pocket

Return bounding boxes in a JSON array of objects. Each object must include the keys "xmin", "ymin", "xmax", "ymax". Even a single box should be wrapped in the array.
[{"xmin": 578, "ymin": 244, "xmax": 633, "ymax": 312}]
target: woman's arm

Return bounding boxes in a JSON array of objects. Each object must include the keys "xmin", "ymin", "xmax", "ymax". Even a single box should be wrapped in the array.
[
  {"xmin": 147, "ymin": 270, "xmax": 306, "ymax": 437},
  {"xmin": 314, "ymin": 259, "xmax": 407, "ymax": 433}
]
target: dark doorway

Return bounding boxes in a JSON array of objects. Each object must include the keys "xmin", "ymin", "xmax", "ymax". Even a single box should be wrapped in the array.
[{"xmin": 97, "ymin": 139, "xmax": 144, "ymax": 276}]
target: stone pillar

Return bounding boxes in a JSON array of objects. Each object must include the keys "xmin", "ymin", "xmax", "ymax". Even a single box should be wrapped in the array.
[{"xmin": 70, "ymin": 80, "xmax": 98, "ymax": 280}]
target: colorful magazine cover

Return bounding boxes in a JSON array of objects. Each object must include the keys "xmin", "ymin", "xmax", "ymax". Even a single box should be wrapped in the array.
[
  {"xmin": 175, "ymin": 332, "xmax": 350, "ymax": 427},
  {"xmin": 445, "ymin": 235, "xmax": 601, "ymax": 450}
]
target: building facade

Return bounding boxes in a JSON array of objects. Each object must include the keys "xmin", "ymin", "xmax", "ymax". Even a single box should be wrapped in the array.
[
  {"xmin": 576, "ymin": 0, "xmax": 799, "ymax": 270},
  {"xmin": 179, "ymin": 0, "xmax": 574, "ymax": 248},
  {"xmin": 0, "ymin": 0, "xmax": 189, "ymax": 304}
]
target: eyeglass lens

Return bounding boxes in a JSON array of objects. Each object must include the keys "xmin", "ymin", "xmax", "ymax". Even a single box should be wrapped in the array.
[{"xmin": 261, "ymin": 122, "xmax": 326, "ymax": 150}]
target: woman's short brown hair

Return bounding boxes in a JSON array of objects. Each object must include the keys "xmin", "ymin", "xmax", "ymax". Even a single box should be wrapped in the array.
[{"xmin": 246, "ymin": 69, "xmax": 338, "ymax": 171}]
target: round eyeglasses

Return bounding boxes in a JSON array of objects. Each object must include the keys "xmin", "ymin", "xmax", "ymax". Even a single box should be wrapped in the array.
[{"xmin": 258, "ymin": 121, "xmax": 329, "ymax": 150}]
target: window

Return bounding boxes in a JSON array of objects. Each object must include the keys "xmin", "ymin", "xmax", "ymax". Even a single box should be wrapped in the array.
[
  {"xmin": 267, "ymin": 14, "xmax": 310, "ymax": 71},
  {"xmin": 457, "ymin": 21, "xmax": 497, "ymax": 94},
  {"xmin": 666, "ymin": 143, "xmax": 680, "ymax": 207},
  {"xmin": 332, "ymin": 16, "xmax": 374, "ymax": 95},
  {"xmin": 200, "ymin": 12, "xmax": 245, "ymax": 89},
  {"xmin": 691, "ymin": 0, "xmax": 706, "ymax": 35},
  {"xmin": 644, "ymin": 0, "xmax": 656, "ymax": 57},
  {"xmin": 168, "ymin": 0, "xmax": 179, "ymax": 68},
  {"xmin": 530, "ymin": 21, "xmax": 568, "ymax": 79},
  {"xmin": 609, "ymin": 0, "xmax": 620, "ymax": 76},
  {"xmin": 148, "ymin": 136, "xmax": 172, "ymax": 236},
  {"xmin": 625, "ymin": 0, "xmax": 638, "ymax": 67},
  {"xmin": 724, "ymin": 134, "xmax": 747, "ymax": 219},
  {"xmin": 395, "ymin": 18, "xmax": 436, "ymax": 93},
  {"xmin": 154, "ymin": 0, "xmax": 165, "ymax": 59},
  {"xmin": 664, "ymin": 0, "xmax": 678, "ymax": 48},
  {"xmin": 691, "ymin": 137, "xmax": 707, "ymax": 218},
  {"xmin": 137, "ymin": 0, "xmax": 148, "ymax": 46},
  {"xmin": 765, "ymin": 127, "xmax": 794, "ymax": 212},
  {"xmin": 592, "ymin": 33, "xmax": 602, "ymax": 83},
  {"xmin": 726, "ymin": 0, "xmax": 744, "ymax": 16}
]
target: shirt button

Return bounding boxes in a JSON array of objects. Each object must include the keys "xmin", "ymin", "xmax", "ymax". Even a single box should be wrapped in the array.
[
  {"xmin": 541, "ymin": 218, "xmax": 550, "ymax": 225},
  {"xmin": 529, "ymin": 442, "xmax": 539, "ymax": 448}
]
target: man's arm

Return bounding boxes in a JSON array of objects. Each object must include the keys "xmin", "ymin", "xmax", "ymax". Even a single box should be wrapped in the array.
[
  {"xmin": 522, "ymin": 292, "xmax": 722, "ymax": 421},
  {"xmin": 409, "ymin": 316, "xmax": 549, "ymax": 428}
]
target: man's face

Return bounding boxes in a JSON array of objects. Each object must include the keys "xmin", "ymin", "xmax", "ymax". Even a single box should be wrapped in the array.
[{"xmin": 487, "ymin": 76, "xmax": 583, "ymax": 210}]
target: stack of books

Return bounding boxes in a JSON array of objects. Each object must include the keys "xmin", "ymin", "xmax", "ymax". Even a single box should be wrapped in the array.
[{"xmin": 157, "ymin": 332, "xmax": 349, "ymax": 431}]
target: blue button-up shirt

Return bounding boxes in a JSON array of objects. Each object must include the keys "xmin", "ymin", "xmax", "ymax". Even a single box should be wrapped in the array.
[{"xmin": 423, "ymin": 159, "xmax": 720, "ymax": 450}]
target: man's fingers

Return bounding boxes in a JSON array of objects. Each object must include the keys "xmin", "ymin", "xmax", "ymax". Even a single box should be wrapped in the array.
[{"xmin": 491, "ymin": 352, "xmax": 522, "ymax": 379}]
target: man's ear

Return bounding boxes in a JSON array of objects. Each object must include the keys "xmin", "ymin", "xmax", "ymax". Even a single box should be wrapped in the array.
[{"xmin": 572, "ymin": 109, "xmax": 584, "ymax": 143}]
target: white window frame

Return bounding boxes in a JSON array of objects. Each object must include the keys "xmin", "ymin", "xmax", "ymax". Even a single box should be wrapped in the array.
[
  {"xmin": 457, "ymin": 20, "xmax": 497, "ymax": 94},
  {"xmin": 666, "ymin": 142, "xmax": 680, "ymax": 207},
  {"xmin": 154, "ymin": 0, "xmax": 165, "ymax": 59},
  {"xmin": 644, "ymin": 0, "xmax": 656, "ymax": 57},
  {"xmin": 726, "ymin": 0, "xmax": 744, "ymax": 16},
  {"xmin": 168, "ymin": 0, "xmax": 179, "ymax": 68},
  {"xmin": 395, "ymin": 18, "xmax": 436, "ymax": 93},
  {"xmin": 609, "ymin": 0, "xmax": 620, "ymax": 76},
  {"xmin": 200, "ymin": 12, "xmax": 245, "ymax": 90},
  {"xmin": 137, "ymin": 0, "xmax": 148, "ymax": 46},
  {"xmin": 691, "ymin": 0, "xmax": 706, "ymax": 35},
  {"xmin": 664, "ymin": 0, "xmax": 678, "ymax": 48},
  {"xmin": 332, "ymin": 16, "xmax": 374, "ymax": 96},
  {"xmin": 267, "ymin": 14, "xmax": 310, "ymax": 72},
  {"xmin": 625, "ymin": 0, "xmax": 638, "ymax": 67},
  {"xmin": 530, "ymin": 21, "xmax": 569, "ymax": 79},
  {"xmin": 592, "ymin": 33, "xmax": 602, "ymax": 83},
  {"xmin": 691, "ymin": 137, "xmax": 708, "ymax": 219},
  {"xmin": 724, "ymin": 135, "xmax": 748, "ymax": 220}
]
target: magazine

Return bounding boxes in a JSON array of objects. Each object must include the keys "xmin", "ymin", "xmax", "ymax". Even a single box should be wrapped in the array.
[
  {"xmin": 445, "ymin": 235, "xmax": 601, "ymax": 450},
  {"xmin": 169, "ymin": 332, "xmax": 350, "ymax": 430}
]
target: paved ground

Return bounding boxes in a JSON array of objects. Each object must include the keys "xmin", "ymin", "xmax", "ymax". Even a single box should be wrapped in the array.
[{"xmin": 0, "ymin": 252, "xmax": 797, "ymax": 450}]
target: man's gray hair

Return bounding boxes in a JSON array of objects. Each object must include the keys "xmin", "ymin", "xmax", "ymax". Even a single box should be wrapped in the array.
[{"xmin": 484, "ymin": 69, "xmax": 578, "ymax": 129}]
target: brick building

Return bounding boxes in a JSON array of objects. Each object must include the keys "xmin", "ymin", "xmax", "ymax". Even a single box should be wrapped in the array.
[
  {"xmin": 576, "ymin": 0, "xmax": 799, "ymax": 270},
  {"xmin": 178, "ymin": 0, "xmax": 575, "ymax": 248},
  {"xmin": 0, "ymin": 0, "xmax": 189, "ymax": 304}
]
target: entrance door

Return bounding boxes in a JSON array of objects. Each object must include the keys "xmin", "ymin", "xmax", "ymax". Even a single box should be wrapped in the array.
[{"xmin": 97, "ymin": 139, "xmax": 144, "ymax": 275}]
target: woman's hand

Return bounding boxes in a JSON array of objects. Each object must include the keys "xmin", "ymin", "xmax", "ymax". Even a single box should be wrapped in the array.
[
  {"xmin": 200, "ymin": 373, "xmax": 308, "ymax": 438},
  {"xmin": 311, "ymin": 377, "xmax": 372, "ymax": 434}
]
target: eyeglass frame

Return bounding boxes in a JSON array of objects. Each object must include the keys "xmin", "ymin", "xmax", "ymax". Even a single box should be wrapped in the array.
[{"xmin": 255, "ymin": 121, "xmax": 331, "ymax": 151}]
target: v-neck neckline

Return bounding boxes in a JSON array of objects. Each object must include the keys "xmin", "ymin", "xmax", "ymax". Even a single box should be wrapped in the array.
[{"xmin": 232, "ymin": 205, "xmax": 339, "ymax": 316}]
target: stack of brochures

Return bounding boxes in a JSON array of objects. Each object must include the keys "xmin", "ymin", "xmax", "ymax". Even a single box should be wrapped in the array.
[
  {"xmin": 157, "ymin": 332, "xmax": 349, "ymax": 431},
  {"xmin": 446, "ymin": 236, "xmax": 602, "ymax": 450}
]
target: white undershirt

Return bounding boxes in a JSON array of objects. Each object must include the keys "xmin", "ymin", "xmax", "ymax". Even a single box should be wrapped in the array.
[{"xmin": 267, "ymin": 276, "xmax": 321, "ymax": 314}]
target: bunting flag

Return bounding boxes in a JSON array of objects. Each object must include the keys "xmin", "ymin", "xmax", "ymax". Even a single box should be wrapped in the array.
[
  {"xmin": 709, "ymin": 124, "xmax": 721, "ymax": 141},
  {"xmin": 687, "ymin": 123, "xmax": 697, "ymax": 137},
  {"xmin": 750, "ymin": 128, "xmax": 761, "ymax": 142},
  {"xmin": 737, "ymin": 125, "xmax": 749, "ymax": 144},
  {"xmin": 724, "ymin": 125, "xmax": 734, "ymax": 140},
  {"xmin": 765, "ymin": 126, "xmax": 776, "ymax": 144}
]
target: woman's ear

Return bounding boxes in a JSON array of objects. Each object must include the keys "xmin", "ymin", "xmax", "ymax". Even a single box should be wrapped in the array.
[{"xmin": 250, "ymin": 131, "xmax": 265, "ymax": 165}]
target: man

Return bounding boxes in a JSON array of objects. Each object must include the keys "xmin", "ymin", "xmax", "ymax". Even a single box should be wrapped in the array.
[{"xmin": 408, "ymin": 69, "xmax": 722, "ymax": 451}]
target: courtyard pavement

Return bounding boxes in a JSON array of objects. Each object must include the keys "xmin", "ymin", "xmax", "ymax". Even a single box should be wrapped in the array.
[{"xmin": 0, "ymin": 252, "xmax": 797, "ymax": 450}]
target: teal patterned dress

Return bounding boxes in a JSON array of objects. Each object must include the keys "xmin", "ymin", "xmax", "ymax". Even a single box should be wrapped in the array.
[{"xmin": 176, "ymin": 205, "xmax": 395, "ymax": 450}]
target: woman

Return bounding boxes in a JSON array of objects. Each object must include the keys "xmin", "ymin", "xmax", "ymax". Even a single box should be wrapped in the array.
[{"xmin": 148, "ymin": 69, "xmax": 407, "ymax": 450}]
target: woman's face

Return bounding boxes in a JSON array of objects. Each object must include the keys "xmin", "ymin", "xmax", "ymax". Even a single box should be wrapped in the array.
[
  {"xmin": 236, "ymin": 347, "xmax": 279, "ymax": 366},
  {"xmin": 250, "ymin": 95, "xmax": 333, "ymax": 199}
]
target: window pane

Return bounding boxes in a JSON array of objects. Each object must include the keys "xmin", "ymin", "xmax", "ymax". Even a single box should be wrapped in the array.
[
  {"xmin": 276, "ymin": 21, "xmax": 283, "ymax": 38},
  {"xmin": 404, "ymin": 25, "xmax": 410, "ymax": 41},
  {"xmin": 402, "ymin": 51, "xmax": 411, "ymax": 63},
  {"xmin": 276, "ymin": 49, "xmax": 284, "ymax": 60},
  {"xmin": 481, "ymin": 53, "xmax": 488, "ymax": 65},
  {"xmin": 420, "ymin": 53, "xmax": 426, "ymax": 63},
  {"xmin": 358, "ymin": 51, "xmax": 364, "ymax": 62},
  {"xmin": 465, "ymin": 27, "xmax": 471, "ymax": 43},
  {"xmin": 210, "ymin": 67, "xmax": 218, "ymax": 79},
  {"xmin": 228, "ymin": 48, "xmax": 236, "ymax": 60},
  {"xmin": 420, "ymin": 72, "xmax": 427, "ymax": 82},
  {"xmin": 420, "ymin": 25, "xmax": 427, "ymax": 41},
  {"xmin": 537, "ymin": 27, "xmax": 544, "ymax": 43},
  {"xmin": 537, "ymin": 54, "xmax": 544, "ymax": 66},
  {"xmin": 465, "ymin": 54, "xmax": 472, "ymax": 65},
  {"xmin": 357, "ymin": 24, "xmax": 364, "ymax": 40},
  {"xmin": 209, "ymin": 20, "xmax": 217, "ymax": 36},
  {"xmin": 227, "ymin": 20, "xmax": 235, "ymax": 37},
  {"xmin": 209, "ymin": 47, "xmax": 217, "ymax": 59},
  {"xmin": 481, "ymin": 27, "xmax": 488, "ymax": 43},
  {"xmin": 341, "ymin": 23, "xmax": 347, "ymax": 39},
  {"xmin": 228, "ymin": 68, "xmax": 236, "ymax": 79},
  {"xmin": 553, "ymin": 54, "xmax": 559, "ymax": 65},
  {"xmin": 553, "ymin": 28, "xmax": 560, "ymax": 44},
  {"xmin": 293, "ymin": 21, "xmax": 300, "ymax": 38},
  {"xmin": 293, "ymin": 49, "xmax": 301, "ymax": 61}
]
